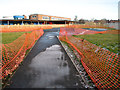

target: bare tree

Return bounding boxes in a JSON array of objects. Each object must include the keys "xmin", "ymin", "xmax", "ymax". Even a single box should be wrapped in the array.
[
  {"xmin": 74, "ymin": 15, "xmax": 78, "ymax": 24},
  {"xmin": 100, "ymin": 18, "xmax": 107, "ymax": 24},
  {"xmin": 79, "ymin": 18, "xmax": 85, "ymax": 24}
]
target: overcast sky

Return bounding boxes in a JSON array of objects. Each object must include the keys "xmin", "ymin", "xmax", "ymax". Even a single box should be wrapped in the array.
[
  {"xmin": 0, "ymin": 0, "xmax": 119, "ymax": 20},
  {"xmin": 118, "ymin": 1, "xmax": 120, "ymax": 19}
]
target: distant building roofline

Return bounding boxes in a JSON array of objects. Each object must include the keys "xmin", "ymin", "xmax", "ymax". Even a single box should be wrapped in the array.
[{"xmin": 29, "ymin": 14, "xmax": 71, "ymax": 19}]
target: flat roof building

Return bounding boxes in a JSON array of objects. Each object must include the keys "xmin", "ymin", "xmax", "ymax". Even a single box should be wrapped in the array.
[
  {"xmin": 29, "ymin": 14, "xmax": 71, "ymax": 21},
  {"xmin": 13, "ymin": 15, "xmax": 27, "ymax": 20}
]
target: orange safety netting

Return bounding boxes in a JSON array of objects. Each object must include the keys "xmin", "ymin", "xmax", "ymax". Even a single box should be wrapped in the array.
[
  {"xmin": 65, "ymin": 24, "xmax": 112, "ymax": 29},
  {"xmin": 59, "ymin": 27, "xmax": 106, "ymax": 36},
  {"xmin": 59, "ymin": 28, "xmax": 119, "ymax": 89},
  {"xmin": 1, "ymin": 29, "xmax": 44, "ymax": 79},
  {"xmin": 0, "ymin": 25, "xmax": 52, "ymax": 32}
]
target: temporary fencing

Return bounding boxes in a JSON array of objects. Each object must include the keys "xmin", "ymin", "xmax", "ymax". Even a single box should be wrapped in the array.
[
  {"xmin": 0, "ymin": 25, "xmax": 52, "ymax": 32},
  {"xmin": 65, "ymin": 24, "xmax": 112, "ymax": 29},
  {"xmin": 59, "ymin": 27, "xmax": 106, "ymax": 36},
  {"xmin": 104, "ymin": 29, "xmax": 119, "ymax": 34},
  {"xmin": 59, "ymin": 27, "xmax": 119, "ymax": 89},
  {"xmin": 1, "ymin": 29, "xmax": 44, "ymax": 80}
]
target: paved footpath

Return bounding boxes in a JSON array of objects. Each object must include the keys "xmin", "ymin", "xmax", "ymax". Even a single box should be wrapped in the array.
[{"xmin": 5, "ymin": 28, "xmax": 84, "ymax": 89}]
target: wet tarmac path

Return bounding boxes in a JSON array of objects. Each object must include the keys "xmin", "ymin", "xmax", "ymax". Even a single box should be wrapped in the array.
[{"xmin": 5, "ymin": 28, "xmax": 84, "ymax": 89}]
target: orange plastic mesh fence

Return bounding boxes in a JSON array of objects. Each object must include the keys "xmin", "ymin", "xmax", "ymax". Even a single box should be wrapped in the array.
[
  {"xmin": 59, "ymin": 27, "xmax": 106, "ymax": 36},
  {"xmin": 65, "ymin": 24, "xmax": 112, "ymax": 29},
  {"xmin": 1, "ymin": 29, "xmax": 44, "ymax": 79},
  {"xmin": 59, "ymin": 28, "xmax": 119, "ymax": 89},
  {"xmin": 0, "ymin": 25, "xmax": 52, "ymax": 32}
]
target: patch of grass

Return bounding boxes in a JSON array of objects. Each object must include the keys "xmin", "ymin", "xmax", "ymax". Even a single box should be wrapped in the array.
[
  {"xmin": 107, "ymin": 28, "xmax": 116, "ymax": 30},
  {"xmin": 73, "ymin": 33, "xmax": 119, "ymax": 54},
  {"xmin": 0, "ymin": 33, "xmax": 2, "ymax": 43},
  {"xmin": 2, "ymin": 32, "xmax": 31, "ymax": 44},
  {"xmin": 25, "ymin": 49, "xmax": 31, "ymax": 56}
]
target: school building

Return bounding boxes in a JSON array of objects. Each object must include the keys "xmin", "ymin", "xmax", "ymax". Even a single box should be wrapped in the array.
[{"xmin": 29, "ymin": 14, "xmax": 71, "ymax": 21}]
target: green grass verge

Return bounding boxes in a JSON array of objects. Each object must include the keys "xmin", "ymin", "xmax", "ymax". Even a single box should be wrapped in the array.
[
  {"xmin": 2, "ymin": 32, "xmax": 31, "ymax": 44},
  {"xmin": 73, "ymin": 33, "xmax": 119, "ymax": 54}
]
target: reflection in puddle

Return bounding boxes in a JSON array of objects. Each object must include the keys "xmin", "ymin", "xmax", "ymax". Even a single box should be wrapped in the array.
[
  {"xmin": 29, "ymin": 45, "xmax": 69, "ymax": 88},
  {"xmin": 48, "ymin": 36, "xmax": 55, "ymax": 39}
]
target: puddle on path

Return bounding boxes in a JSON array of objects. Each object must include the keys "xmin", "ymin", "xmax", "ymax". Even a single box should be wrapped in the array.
[{"xmin": 28, "ymin": 45, "xmax": 69, "ymax": 88}]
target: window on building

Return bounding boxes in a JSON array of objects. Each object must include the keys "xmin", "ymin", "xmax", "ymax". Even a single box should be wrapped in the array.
[
  {"xmin": 42, "ymin": 16, "xmax": 49, "ymax": 19},
  {"xmin": 32, "ymin": 16, "xmax": 36, "ymax": 18},
  {"xmin": 51, "ymin": 17, "xmax": 55, "ymax": 20},
  {"xmin": 58, "ymin": 18, "xmax": 62, "ymax": 20}
]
